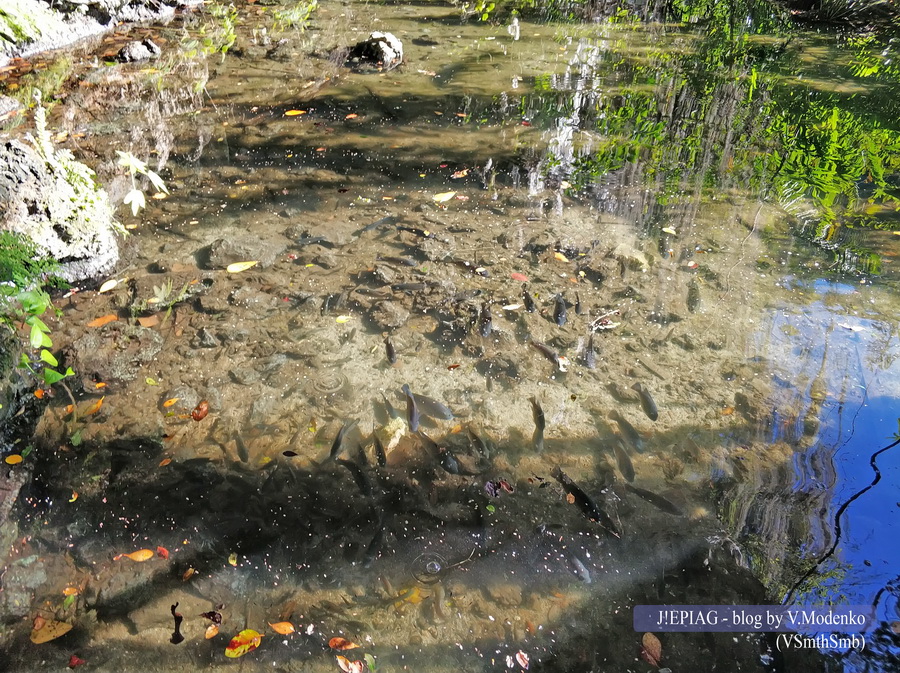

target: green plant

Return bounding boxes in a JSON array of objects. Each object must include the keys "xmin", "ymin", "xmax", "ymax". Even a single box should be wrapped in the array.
[
  {"xmin": 116, "ymin": 151, "xmax": 169, "ymax": 216},
  {"xmin": 272, "ymin": 0, "xmax": 318, "ymax": 32}
]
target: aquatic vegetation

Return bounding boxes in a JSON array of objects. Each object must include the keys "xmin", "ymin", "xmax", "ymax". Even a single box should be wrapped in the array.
[
  {"xmin": 272, "ymin": 0, "xmax": 319, "ymax": 32},
  {"xmin": 116, "ymin": 151, "xmax": 169, "ymax": 217}
]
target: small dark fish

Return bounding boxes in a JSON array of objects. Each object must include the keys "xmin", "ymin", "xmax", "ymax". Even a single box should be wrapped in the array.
[
  {"xmin": 400, "ymin": 386, "xmax": 454, "ymax": 420},
  {"xmin": 363, "ymin": 520, "xmax": 384, "ymax": 567},
  {"xmin": 631, "ymin": 382, "xmax": 659, "ymax": 421},
  {"xmin": 327, "ymin": 421, "xmax": 358, "ymax": 462},
  {"xmin": 530, "ymin": 340, "xmax": 568, "ymax": 371},
  {"xmin": 478, "ymin": 302, "xmax": 492, "ymax": 337},
  {"xmin": 575, "ymin": 292, "xmax": 585, "ymax": 315},
  {"xmin": 397, "ymin": 225, "xmax": 433, "ymax": 238},
  {"xmin": 382, "ymin": 393, "xmax": 401, "ymax": 420},
  {"xmin": 553, "ymin": 293, "xmax": 567, "ymax": 327},
  {"xmin": 372, "ymin": 428, "xmax": 387, "ymax": 467},
  {"xmin": 354, "ymin": 287, "xmax": 392, "ymax": 297},
  {"xmin": 686, "ymin": 279, "xmax": 700, "ymax": 313},
  {"xmin": 624, "ymin": 483, "xmax": 683, "ymax": 516},
  {"xmin": 613, "ymin": 439, "xmax": 635, "ymax": 483},
  {"xmin": 584, "ymin": 332, "xmax": 597, "ymax": 370},
  {"xmin": 523, "ymin": 284, "xmax": 536, "ymax": 312},
  {"xmin": 337, "ymin": 458, "xmax": 373, "ymax": 496},
  {"xmin": 530, "ymin": 396, "xmax": 545, "ymax": 453},
  {"xmin": 438, "ymin": 447, "xmax": 462, "ymax": 475},
  {"xmin": 282, "ymin": 450, "xmax": 298, "ymax": 457},
  {"xmin": 551, "ymin": 466, "xmax": 621, "ymax": 537},
  {"xmin": 377, "ymin": 255, "xmax": 417, "ymax": 267},
  {"xmin": 566, "ymin": 551, "xmax": 592, "ymax": 584},
  {"xmin": 384, "ymin": 336, "xmax": 397, "ymax": 364},
  {"xmin": 467, "ymin": 426, "xmax": 491, "ymax": 459},
  {"xmin": 402, "ymin": 384, "xmax": 420, "ymax": 432},
  {"xmin": 391, "ymin": 282, "xmax": 427, "ymax": 292},
  {"xmin": 296, "ymin": 235, "xmax": 332, "ymax": 247},
  {"xmin": 234, "ymin": 432, "xmax": 250, "ymax": 463},
  {"xmin": 357, "ymin": 214, "xmax": 398, "ymax": 235},
  {"xmin": 609, "ymin": 409, "xmax": 644, "ymax": 453}
]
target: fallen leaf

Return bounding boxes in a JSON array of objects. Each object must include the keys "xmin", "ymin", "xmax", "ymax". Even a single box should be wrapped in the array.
[
  {"xmin": 566, "ymin": 493, "xmax": 575, "ymax": 504},
  {"xmin": 226, "ymin": 261, "xmax": 259, "ymax": 273},
  {"xmin": 98, "ymin": 279, "xmax": 119, "ymax": 293},
  {"xmin": 63, "ymin": 587, "xmax": 79, "ymax": 596},
  {"xmin": 69, "ymin": 492, "xmax": 78, "ymax": 502},
  {"xmin": 84, "ymin": 397, "xmax": 104, "ymax": 416},
  {"xmin": 515, "ymin": 651, "xmax": 530, "ymax": 669},
  {"xmin": 662, "ymin": 227, "xmax": 677, "ymax": 235},
  {"xmin": 447, "ymin": 364, "xmax": 460, "ymax": 370},
  {"xmin": 182, "ymin": 567, "xmax": 196, "ymax": 581},
  {"xmin": 157, "ymin": 546, "xmax": 170, "ymax": 559},
  {"xmin": 329, "ymin": 637, "xmax": 360, "ymax": 651},
  {"xmin": 68, "ymin": 654, "xmax": 86, "ymax": 668},
  {"xmin": 65, "ymin": 404, "xmax": 75, "ymax": 414},
  {"xmin": 451, "ymin": 169, "xmax": 469, "ymax": 179},
  {"xmin": 94, "ymin": 382, "xmax": 107, "ymax": 389},
  {"xmin": 30, "ymin": 619, "xmax": 73, "ymax": 644},
  {"xmin": 432, "ymin": 191, "xmax": 457, "ymax": 203},
  {"xmin": 345, "ymin": 113, "xmax": 358, "ymax": 119},
  {"xmin": 225, "ymin": 629, "xmax": 263, "ymax": 658},
  {"xmin": 335, "ymin": 315, "xmax": 351, "ymax": 323},
  {"xmin": 114, "ymin": 549, "xmax": 155, "ymax": 562},
  {"xmin": 34, "ymin": 388, "xmax": 46, "ymax": 399},
  {"xmin": 87, "ymin": 314, "xmax": 118, "ymax": 328},
  {"xmin": 137, "ymin": 315, "xmax": 160, "ymax": 328},
  {"xmin": 335, "ymin": 656, "xmax": 365, "ymax": 673},
  {"xmin": 284, "ymin": 110, "xmax": 307, "ymax": 116},
  {"xmin": 32, "ymin": 616, "xmax": 46, "ymax": 630},
  {"xmin": 228, "ymin": 552, "xmax": 238, "ymax": 566},
  {"xmin": 510, "ymin": 272, "xmax": 529, "ymax": 282},
  {"xmin": 159, "ymin": 457, "xmax": 172, "ymax": 467},
  {"xmin": 553, "ymin": 252, "xmax": 570, "ymax": 263},
  {"xmin": 163, "ymin": 398, "xmax": 180, "ymax": 408},
  {"xmin": 269, "ymin": 621, "xmax": 295, "ymax": 635},
  {"xmin": 4, "ymin": 454, "xmax": 23, "ymax": 465},
  {"xmin": 191, "ymin": 400, "xmax": 209, "ymax": 422},
  {"xmin": 205, "ymin": 624, "xmax": 219, "ymax": 639},
  {"xmin": 721, "ymin": 407, "xmax": 735, "ymax": 416},
  {"xmin": 641, "ymin": 632, "xmax": 662, "ymax": 667}
]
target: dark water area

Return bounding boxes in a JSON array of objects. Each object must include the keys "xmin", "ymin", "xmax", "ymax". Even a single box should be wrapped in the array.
[{"xmin": 2, "ymin": 1, "xmax": 900, "ymax": 671}]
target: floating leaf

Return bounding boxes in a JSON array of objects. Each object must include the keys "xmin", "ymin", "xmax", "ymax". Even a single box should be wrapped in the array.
[
  {"xmin": 226, "ymin": 261, "xmax": 259, "ymax": 273},
  {"xmin": 335, "ymin": 656, "xmax": 366, "ymax": 673},
  {"xmin": 182, "ymin": 567, "xmax": 196, "ymax": 581},
  {"xmin": 114, "ymin": 549, "xmax": 155, "ymax": 562},
  {"xmin": 87, "ymin": 314, "xmax": 118, "ymax": 328},
  {"xmin": 345, "ymin": 113, "xmax": 358, "ymax": 119},
  {"xmin": 225, "ymin": 629, "xmax": 263, "ymax": 658},
  {"xmin": 451, "ymin": 169, "xmax": 469, "ymax": 179},
  {"xmin": 84, "ymin": 397, "xmax": 104, "ymax": 416},
  {"xmin": 69, "ymin": 491, "xmax": 78, "ymax": 502},
  {"xmin": 515, "ymin": 651, "xmax": 530, "ymax": 669},
  {"xmin": 335, "ymin": 315, "xmax": 351, "ymax": 323},
  {"xmin": 30, "ymin": 619, "xmax": 73, "ymax": 644},
  {"xmin": 191, "ymin": 400, "xmax": 210, "ymax": 422},
  {"xmin": 284, "ymin": 110, "xmax": 307, "ymax": 116},
  {"xmin": 228, "ymin": 553, "xmax": 238, "ymax": 566},
  {"xmin": 510, "ymin": 272, "xmax": 529, "ymax": 282},
  {"xmin": 163, "ymin": 398, "xmax": 180, "ymax": 408},
  {"xmin": 662, "ymin": 227, "xmax": 677, "ymax": 235},
  {"xmin": 146, "ymin": 377, "xmax": 159, "ymax": 386},
  {"xmin": 98, "ymin": 279, "xmax": 119, "ymax": 293},
  {"xmin": 159, "ymin": 457, "xmax": 172, "ymax": 467},
  {"xmin": 206, "ymin": 624, "xmax": 220, "ymax": 639},
  {"xmin": 641, "ymin": 632, "xmax": 662, "ymax": 667},
  {"xmin": 137, "ymin": 315, "xmax": 159, "ymax": 328},
  {"xmin": 63, "ymin": 587, "xmax": 79, "ymax": 597},
  {"xmin": 4, "ymin": 454, "xmax": 23, "ymax": 465},
  {"xmin": 329, "ymin": 637, "xmax": 360, "ymax": 651},
  {"xmin": 432, "ymin": 191, "xmax": 456, "ymax": 203},
  {"xmin": 268, "ymin": 621, "xmax": 295, "ymax": 635},
  {"xmin": 95, "ymin": 382, "xmax": 107, "ymax": 389}
]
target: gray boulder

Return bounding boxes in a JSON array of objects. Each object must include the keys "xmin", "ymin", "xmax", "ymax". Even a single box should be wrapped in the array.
[
  {"xmin": 348, "ymin": 31, "xmax": 403, "ymax": 71},
  {"xmin": 116, "ymin": 38, "xmax": 161, "ymax": 62}
]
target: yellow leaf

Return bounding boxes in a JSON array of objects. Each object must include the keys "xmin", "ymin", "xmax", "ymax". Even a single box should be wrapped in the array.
[
  {"xmin": 228, "ymin": 553, "xmax": 238, "ymax": 566},
  {"xmin": 98, "ymin": 279, "xmax": 119, "ymax": 293},
  {"xmin": 284, "ymin": 110, "xmax": 307, "ymax": 116},
  {"xmin": 163, "ymin": 398, "xmax": 180, "ymax": 408},
  {"xmin": 553, "ymin": 252, "xmax": 570, "ymax": 263},
  {"xmin": 4, "ymin": 454, "xmax": 23, "ymax": 465},
  {"xmin": 335, "ymin": 315, "xmax": 351, "ymax": 324},
  {"xmin": 662, "ymin": 227, "xmax": 677, "ymax": 235},
  {"xmin": 69, "ymin": 491, "xmax": 78, "ymax": 502},
  {"xmin": 268, "ymin": 621, "xmax": 295, "ymax": 635},
  {"xmin": 226, "ymin": 261, "xmax": 259, "ymax": 273},
  {"xmin": 84, "ymin": 396, "xmax": 105, "ymax": 416},
  {"xmin": 225, "ymin": 629, "xmax": 263, "ymax": 658},
  {"xmin": 433, "ymin": 191, "xmax": 457, "ymax": 203},
  {"xmin": 63, "ymin": 587, "xmax": 79, "ymax": 596},
  {"xmin": 30, "ymin": 619, "xmax": 73, "ymax": 644}
]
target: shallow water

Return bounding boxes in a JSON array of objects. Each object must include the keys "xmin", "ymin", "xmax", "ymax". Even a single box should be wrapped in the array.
[{"xmin": 2, "ymin": 1, "xmax": 900, "ymax": 671}]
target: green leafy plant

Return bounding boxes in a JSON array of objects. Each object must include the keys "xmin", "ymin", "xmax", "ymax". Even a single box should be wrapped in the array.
[
  {"xmin": 116, "ymin": 151, "xmax": 169, "ymax": 216},
  {"xmin": 272, "ymin": 0, "xmax": 318, "ymax": 32}
]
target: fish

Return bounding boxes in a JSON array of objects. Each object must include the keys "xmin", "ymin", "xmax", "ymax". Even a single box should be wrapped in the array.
[
  {"xmin": 631, "ymin": 382, "xmax": 659, "ymax": 421},
  {"xmin": 438, "ymin": 447, "xmax": 462, "ymax": 474},
  {"xmin": 575, "ymin": 292, "xmax": 585, "ymax": 315},
  {"xmin": 553, "ymin": 293, "xmax": 567, "ymax": 326},
  {"xmin": 584, "ymin": 332, "xmax": 597, "ymax": 370},
  {"xmin": 326, "ymin": 421, "xmax": 358, "ymax": 463},
  {"xmin": 529, "ymin": 396, "xmax": 545, "ymax": 453},
  {"xmin": 382, "ymin": 393, "xmax": 401, "ymax": 420},
  {"xmin": 530, "ymin": 340, "xmax": 569, "ymax": 372},
  {"xmin": 337, "ymin": 459, "xmax": 373, "ymax": 496},
  {"xmin": 550, "ymin": 466, "xmax": 621, "ymax": 537},
  {"xmin": 372, "ymin": 428, "xmax": 387, "ymax": 467},
  {"xmin": 624, "ymin": 483, "xmax": 683, "ymax": 516},
  {"xmin": 399, "ymin": 386, "xmax": 454, "ymax": 420},
  {"xmin": 567, "ymin": 551, "xmax": 592, "ymax": 584},
  {"xmin": 391, "ymin": 282, "xmax": 428, "ymax": 292},
  {"xmin": 613, "ymin": 439, "xmax": 635, "ymax": 483},
  {"xmin": 397, "ymin": 225, "xmax": 434, "ymax": 238},
  {"xmin": 363, "ymin": 519, "xmax": 384, "ymax": 567},
  {"xmin": 384, "ymin": 336, "xmax": 397, "ymax": 364},
  {"xmin": 296, "ymin": 234, "xmax": 333, "ymax": 247},
  {"xmin": 402, "ymin": 384, "xmax": 420, "ymax": 432},
  {"xmin": 609, "ymin": 409, "xmax": 644, "ymax": 453},
  {"xmin": 686, "ymin": 279, "xmax": 700, "ymax": 313},
  {"xmin": 377, "ymin": 255, "xmax": 417, "ymax": 267},
  {"xmin": 467, "ymin": 426, "xmax": 491, "ymax": 459},
  {"xmin": 356, "ymin": 214, "xmax": 398, "ymax": 235},
  {"xmin": 523, "ymin": 284, "xmax": 536, "ymax": 313},
  {"xmin": 478, "ymin": 302, "xmax": 493, "ymax": 337},
  {"xmin": 234, "ymin": 432, "xmax": 250, "ymax": 463}
]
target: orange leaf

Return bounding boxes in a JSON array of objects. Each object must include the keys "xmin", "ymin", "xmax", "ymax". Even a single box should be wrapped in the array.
[
  {"xmin": 269, "ymin": 621, "xmax": 295, "ymax": 635},
  {"xmin": 157, "ymin": 546, "xmax": 170, "ymax": 559},
  {"xmin": 84, "ymin": 396, "xmax": 104, "ymax": 416},
  {"xmin": 87, "ymin": 314, "xmax": 118, "ymax": 328},
  {"xmin": 114, "ymin": 548, "xmax": 155, "ymax": 562},
  {"xmin": 63, "ymin": 587, "xmax": 79, "ymax": 596},
  {"xmin": 641, "ymin": 632, "xmax": 662, "ymax": 667},
  {"xmin": 182, "ymin": 567, "xmax": 196, "ymax": 581},
  {"xmin": 206, "ymin": 624, "xmax": 219, "ymax": 639},
  {"xmin": 345, "ymin": 113, "xmax": 358, "ymax": 119},
  {"xmin": 34, "ymin": 388, "xmax": 45, "ymax": 399},
  {"xmin": 162, "ymin": 398, "xmax": 180, "ymax": 408},
  {"xmin": 4, "ymin": 454, "xmax": 23, "ymax": 465},
  {"xmin": 94, "ymin": 382, "xmax": 107, "ymax": 389},
  {"xmin": 137, "ymin": 315, "xmax": 159, "ymax": 328},
  {"xmin": 329, "ymin": 637, "xmax": 360, "ymax": 651},
  {"xmin": 159, "ymin": 458, "xmax": 172, "ymax": 467},
  {"xmin": 65, "ymin": 404, "xmax": 75, "ymax": 414},
  {"xmin": 225, "ymin": 629, "xmax": 263, "ymax": 658}
]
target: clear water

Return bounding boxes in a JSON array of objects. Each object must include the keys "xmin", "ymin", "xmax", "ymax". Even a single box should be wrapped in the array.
[{"xmin": 2, "ymin": 1, "xmax": 900, "ymax": 671}]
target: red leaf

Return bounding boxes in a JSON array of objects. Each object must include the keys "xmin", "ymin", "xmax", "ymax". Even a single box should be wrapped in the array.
[
  {"xmin": 510, "ymin": 273, "xmax": 529, "ymax": 282},
  {"xmin": 68, "ymin": 654, "xmax": 86, "ymax": 669}
]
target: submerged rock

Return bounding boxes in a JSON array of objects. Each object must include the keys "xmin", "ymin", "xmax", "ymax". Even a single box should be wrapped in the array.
[
  {"xmin": 348, "ymin": 31, "xmax": 403, "ymax": 71},
  {"xmin": 116, "ymin": 38, "xmax": 161, "ymax": 62}
]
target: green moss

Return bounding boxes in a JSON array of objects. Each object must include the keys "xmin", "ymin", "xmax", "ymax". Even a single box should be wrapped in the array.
[
  {"xmin": 0, "ymin": 231, "xmax": 62, "ymax": 291},
  {"xmin": 0, "ymin": 0, "xmax": 45, "ymax": 45}
]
